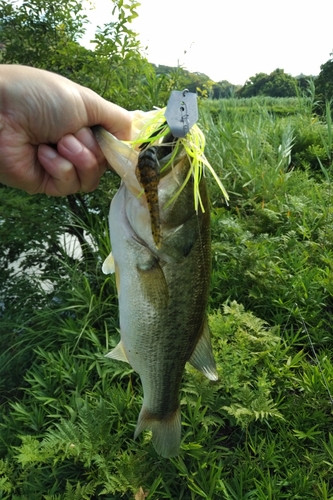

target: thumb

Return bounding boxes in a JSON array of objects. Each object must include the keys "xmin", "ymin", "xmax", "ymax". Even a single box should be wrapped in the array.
[{"xmin": 80, "ymin": 87, "xmax": 132, "ymax": 141}]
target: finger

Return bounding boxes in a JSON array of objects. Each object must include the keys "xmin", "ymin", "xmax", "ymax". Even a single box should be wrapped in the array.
[
  {"xmin": 57, "ymin": 133, "xmax": 103, "ymax": 192},
  {"xmin": 102, "ymin": 103, "xmax": 132, "ymax": 140},
  {"xmin": 38, "ymin": 144, "xmax": 81, "ymax": 196},
  {"xmin": 81, "ymin": 89, "xmax": 132, "ymax": 141},
  {"xmin": 74, "ymin": 127, "xmax": 106, "ymax": 168}
]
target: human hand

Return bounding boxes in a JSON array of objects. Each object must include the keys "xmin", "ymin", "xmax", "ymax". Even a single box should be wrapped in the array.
[{"xmin": 0, "ymin": 65, "xmax": 131, "ymax": 195}]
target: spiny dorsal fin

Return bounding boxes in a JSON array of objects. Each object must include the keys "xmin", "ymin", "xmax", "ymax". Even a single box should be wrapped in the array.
[{"xmin": 188, "ymin": 317, "xmax": 218, "ymax": 381}]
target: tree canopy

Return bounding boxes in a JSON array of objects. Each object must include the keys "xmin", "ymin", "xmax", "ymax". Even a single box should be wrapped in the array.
[
  {"xmin": 237, "ymin": 68, "xmax": 299, "ymax": 98},
  {"xmin": 314, "ymin": 52, "xmax": 333, "ymax": 107},
  {"xmin": 0, "ymin": 0, "xmax": 152, "ymax": 109}
]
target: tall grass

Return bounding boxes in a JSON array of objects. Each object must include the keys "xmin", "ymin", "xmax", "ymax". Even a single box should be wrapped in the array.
[{"xmin": 1, "ymin": 97, "xmax": 333, "ymax": 499}]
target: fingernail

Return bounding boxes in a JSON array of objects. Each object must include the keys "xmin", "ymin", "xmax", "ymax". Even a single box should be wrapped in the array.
[
  {"xmin": 76, "ymin": 128, "xmax": 95, "ymax": 150},
  {"xmin": 62, "ymin": 135, "xmax": 83, "ymax": 155},
  {"xmin": 40, "ymin": 146, "xmax": 57, "ymax": 159},
  {"xmin": 57, "ymin": 158, "xmax": 73, "ymax": 173}
]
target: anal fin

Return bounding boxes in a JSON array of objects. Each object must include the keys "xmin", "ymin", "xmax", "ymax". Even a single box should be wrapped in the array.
[{"xmin": 188, "ymin": 318, "xmax": 218, "ymax": 381}]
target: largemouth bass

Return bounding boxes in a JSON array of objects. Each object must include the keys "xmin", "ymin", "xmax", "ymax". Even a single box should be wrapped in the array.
[{"xmin": 93, "ymin": 119, "xmax": 218, "ymax": 458}]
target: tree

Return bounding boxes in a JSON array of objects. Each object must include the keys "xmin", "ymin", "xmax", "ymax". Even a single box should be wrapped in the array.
[
  {"xmin": 263, "ymin": 69, "xmax": 297, "ymax": 97},
  {"xmin": 295, "ymin": 73, "xmax": 315, "ymax": 92},
  {"xmin": 237, "ymin": 72, "xmax": 270, "ymax": 97},
  {"xmin": 238, "ymin": 69, "xmax": 297, "ymax": 98},
  {"xmin": 0, "ymin": 0, "xmax": 89, "ymax": 75},
  {"xmin": 82, "ymin": 1, "xmax": 152, "ymax": 109},
  {"xmin": 212, "ymin": 80, "xmax": 241, "ymax": 99},
  {"xmin": 0, "ymin": 0, "xmax": 152, "ymax": 109},
  {"xmin": 314, "ymin": 53, "xmax": 333, "ymax": 107}
]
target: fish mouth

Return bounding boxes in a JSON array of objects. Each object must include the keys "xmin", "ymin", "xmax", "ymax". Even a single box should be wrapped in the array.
[
  {"xmin": 138, "ymin": 126, "xmax": 186, "ymax": 178},
  {"xmin": 158, "ymin": 146, "xmax": 186, "ymax": 177}
]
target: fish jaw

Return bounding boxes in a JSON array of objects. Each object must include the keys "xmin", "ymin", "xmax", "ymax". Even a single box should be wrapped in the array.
[{"xmin": 92, "ymin": 126, "xmax": 141, "ymax": 196}]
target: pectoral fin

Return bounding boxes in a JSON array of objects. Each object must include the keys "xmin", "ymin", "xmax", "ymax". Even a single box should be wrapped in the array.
[
  {"xmin": 137, "ymin": 258, "xmax": 169, "ymax": 308},
  {"xmin": 188, "ymin": 318, "xmax": 218, "ymax": 381},
  {"xmin": 102, "ymin": 252, "xmax": 115, "ymax": 275},
  {"xmin": 105, "ymin": 340, "xmax": 129, "ymax": 363}
]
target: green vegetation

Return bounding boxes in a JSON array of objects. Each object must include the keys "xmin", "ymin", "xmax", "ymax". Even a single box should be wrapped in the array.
[
  {"xmin": 2, "ymin": 97, "xmax": 333, "ymax": 499},
  {"xmin": 2, "ymin": 1, "xmax": 333, "ymax": 498},
  {"xmin": 314, "ymin": 55, "xmax": 333, "ymax": 112},
  {"xmin": 236, "ymin": 69, "xmax": 314, "ymax": 99}
]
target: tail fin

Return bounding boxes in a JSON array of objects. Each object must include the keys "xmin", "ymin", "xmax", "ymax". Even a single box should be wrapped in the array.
[{"xmin": 134, "ymin": 406, "xmax": 181, "ymax": 458}]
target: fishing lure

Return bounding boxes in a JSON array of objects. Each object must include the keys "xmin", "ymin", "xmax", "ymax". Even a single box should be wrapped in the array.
[{"xmin": 136, "ymin": 127, "xmax": 176, "ymax": 248}]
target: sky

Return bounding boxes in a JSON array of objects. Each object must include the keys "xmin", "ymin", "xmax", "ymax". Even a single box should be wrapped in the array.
[{"xmin": 82, "ymin": 0, "xmax": 333, "ymax": 85}]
